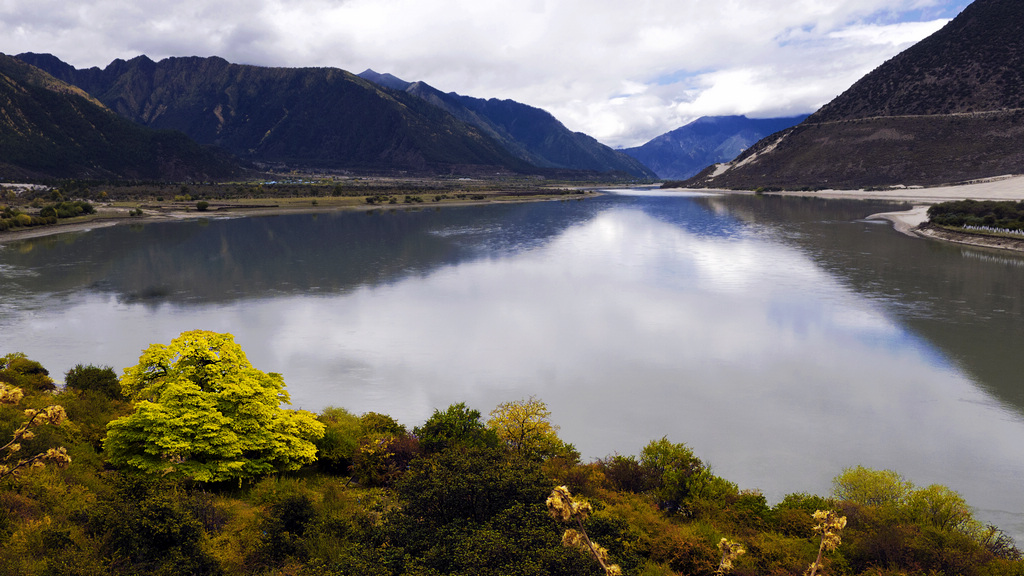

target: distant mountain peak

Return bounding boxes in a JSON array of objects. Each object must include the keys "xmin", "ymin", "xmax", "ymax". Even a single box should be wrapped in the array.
[
  {"xmin": 620, "ymin": 115, "xmax": 808, "ymax": 180},
  {"xmin": 357, "ymin": 69, "xmax": 411, "ymax": 91}
]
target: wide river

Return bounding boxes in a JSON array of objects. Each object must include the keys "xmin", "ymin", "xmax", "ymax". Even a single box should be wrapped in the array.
[{"xmin": 2, "ymin": 189, "xmax": 1023, "ymax": 538}]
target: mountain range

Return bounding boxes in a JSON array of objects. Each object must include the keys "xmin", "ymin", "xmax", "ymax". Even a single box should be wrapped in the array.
[
  {"xmin": 619, "ymin": 115, "xmax": 808, "ymax": 180},
  {"xmin": 14, "ymin": 54, "xmax": 653, "ymax": 179},
  {"xmin": 357, "ymin": 70, "xmax": 655, "ymax": 178},
  {"xmin": 682, "ymin": 0, "xmax": 1024, "ymax": 189},
  {"xmin": 0, "ymin": 53, "xmax": 239, "ymax": 181}
]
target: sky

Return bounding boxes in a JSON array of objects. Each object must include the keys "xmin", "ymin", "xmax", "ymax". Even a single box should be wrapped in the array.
[{"xmin": 0, "ymin": 0, "xmax": 968, "ymax": 148}]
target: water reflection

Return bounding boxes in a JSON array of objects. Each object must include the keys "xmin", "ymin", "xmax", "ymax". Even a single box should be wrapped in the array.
[
  {"xmin": 1, "ymin": 193, "xmax": 1023, "ymax": 539},
  {"xmin": 0, "ymin": 201, "xmax": 601, "ymax": 305},
  {"xmin": 702, "ymin": 194, "xmax": 1024, "ymax": 412}
]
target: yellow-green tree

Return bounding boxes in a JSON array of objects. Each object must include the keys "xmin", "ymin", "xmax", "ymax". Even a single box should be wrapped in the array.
[
  {"xmin": 831, "ymin": 465, "xmax": 912, "ymax": 507},
  {"xmin": 104, "ymin": 330, "xmax": 324, "ymax": 482},
  {"xmin": 487, "ymin": 396, "xmax": 564, "ymax": 459}
]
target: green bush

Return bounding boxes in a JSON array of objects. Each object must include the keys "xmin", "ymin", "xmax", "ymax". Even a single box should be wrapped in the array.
[
  {"xmin": 64, "ymin": 365, "xmax": 121, "ymax": 399},
  {"xmin": 315, "ymin": 407, "xmax": 363, "ymax": 474},
  {"xmin": 0, "ymin": 353, "xmax": 55, "ymax": 391}
]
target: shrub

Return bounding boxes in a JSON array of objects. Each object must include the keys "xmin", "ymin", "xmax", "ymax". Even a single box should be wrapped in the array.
[
  {"xmin": 0, "ymin": 353, "xmax": 55, "ymax": 392},
  {"xmin": 832, "ymin": 466, "xmax": 912, "ymax": 507},
  {"xmin": 64, "ymin": 365, "xmax": 121, "ymax": 399},
  {"xmin": 88, "ymin": 476, "xmax": 221, "ymax": 576},
  {"xmin": 315, "ymin": 407, "xmax": 364, "ymax": 474}
]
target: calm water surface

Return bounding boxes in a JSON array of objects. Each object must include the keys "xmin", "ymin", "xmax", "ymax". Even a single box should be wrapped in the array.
[{"xmin": 2, "ymin": 190, "xmax": 1023, "ymax": 538}]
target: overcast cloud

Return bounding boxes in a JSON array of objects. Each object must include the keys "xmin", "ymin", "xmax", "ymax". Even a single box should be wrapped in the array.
[{"xmin": 0, "ymin": 0, "xmax": 966, "ymax": 147}]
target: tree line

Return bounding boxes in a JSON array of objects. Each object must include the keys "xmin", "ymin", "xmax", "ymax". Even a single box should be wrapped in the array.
[{"xmin": 1, "ymin": 331, "xmax": 1021, "ymax": 575}]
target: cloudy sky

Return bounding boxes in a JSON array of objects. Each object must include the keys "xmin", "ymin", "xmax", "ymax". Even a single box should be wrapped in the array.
[{"xmin": 1, "ymin": 0, "xmax": 966, "ymax": 148}]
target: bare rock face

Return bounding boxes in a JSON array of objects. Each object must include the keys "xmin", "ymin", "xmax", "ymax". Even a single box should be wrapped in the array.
[{"xmin": 682, "ymin": 0, "xmax": 1024, "ymax": 190}]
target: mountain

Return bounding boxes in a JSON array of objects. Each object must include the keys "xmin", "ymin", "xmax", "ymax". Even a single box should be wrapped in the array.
[
  {"xmin": 0, "ymin": 53, "xmax": 240, "ymax": 181},
  {"xmin": 17, "ymin": 54, "xmax": 532, "ymax": 175},
  {"xmin": 358, "ymin": 71, "xmax": 656, "ymax": 178},
  {"xmin": 681, "ymin": 0, "xmax": 1024, "ymax": 190},
  {"xmin": 619, "ymin": 115, "xmax": 808, "ymax": 180},
  {"xmin": 358, "ymin": 69, "xmax": 411, "ymax": 92}
]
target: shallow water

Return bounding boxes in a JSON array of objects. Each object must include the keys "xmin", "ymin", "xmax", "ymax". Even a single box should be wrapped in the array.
[{"xmin": 2, "ymin": 190, "xmax": 1023, "ymax": 538}]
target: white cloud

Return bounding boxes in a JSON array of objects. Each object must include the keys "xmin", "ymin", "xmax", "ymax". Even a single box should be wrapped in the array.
[{"xmin": 0, "ymin": 0, "xmax": 959, "ymax": 147}]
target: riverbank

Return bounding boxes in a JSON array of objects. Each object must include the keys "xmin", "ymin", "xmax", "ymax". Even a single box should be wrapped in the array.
[
  {"xmin": 0, "ymin": 191, "xmax": 595, "ymax": 245},
  {"xmin": 689, "ymin": 174, "xmax": 1024, "ymax": 252}
]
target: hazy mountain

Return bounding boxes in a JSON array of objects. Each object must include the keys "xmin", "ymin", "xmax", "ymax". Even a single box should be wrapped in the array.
[
  {"xmin": 682, "ymin": 0, "xmax": 1024, "ymax": 190},
  {"xmin": 18, "ymin": 54, "xmax": 532, "ymax": 175},
  {"xmin": 0, "ymin": 53, "xmax": 240, "ymax": 181},
  {"xmin": 619, "ymin": 115, "xmax": 808, "ymax": 180},
  {"xmin": 358, "ymin": 71, "xmax": 655, "ymax": 178}
]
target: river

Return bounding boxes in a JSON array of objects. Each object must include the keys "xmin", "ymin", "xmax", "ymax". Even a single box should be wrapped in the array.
[{"xmin": 1, "ymin": 189, "xmax": 1023, "ymax": 539}]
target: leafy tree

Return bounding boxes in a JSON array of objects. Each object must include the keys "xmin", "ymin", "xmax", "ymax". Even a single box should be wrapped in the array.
[
  {"xmin": 315, "ymin": 406, "xmax": 363, "ymax": 473},
  {"xmin": 487, "ymin": 396, "xmax": 565, "ymax": 459},
  {"xmin": 831, "ymin": 465, "xmax": 912, "ymax": 507},
  {"xmin": 415, "ymin": 402, "xmax": 498, "ymax": 454},
  {"xmin": 103, "ymin": 330, "xmax": 324, "ymax": 482},
  {"xmin": 0, "ymin": 353, "xmax": 55, "ymax": 391},
  {"xmin": 64, "ymin": 364, "xmax": 122, "ymax": 399},
  {"xmin": 906, "ymin": 484, "xmax": 976, "ymax": 532},
  {"xmin": 359, "ymin": 412, "xmax": 406, "ymax": 436},
  {"xmin": 639, "ymin": 437, "xmax": 706, "ymax": 513}
]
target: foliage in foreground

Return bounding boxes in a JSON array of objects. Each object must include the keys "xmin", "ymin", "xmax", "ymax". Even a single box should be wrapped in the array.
[
  {"xmin": 1, "ymin": 347, "xmax": 1022, "ymax": 576},
  {"xmin": 104, "ymin": 331, "xmax": 324, "ymax": 482}
]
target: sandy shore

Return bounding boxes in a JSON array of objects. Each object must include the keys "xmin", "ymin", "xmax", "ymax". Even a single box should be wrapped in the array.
[
  {"xmin": 865, "ymin": 205, "xmax": 931, "ymax": 236},
  {"xmin": 5, "ymin": 177, "xmax": 1024, "ymax": 249},
  {"xmin": 692, "ymin": 174, "xmax": 1024, "ymax": 251}
]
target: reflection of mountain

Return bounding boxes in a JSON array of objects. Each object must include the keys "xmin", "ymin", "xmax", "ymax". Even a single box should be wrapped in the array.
[
  {"xmin": 703, "ymin": 194, "xmax": 1024, "ymax": 412},
  {"xmin": 0, "ymin": 202, "xmax": 602, "ymax": 305}
]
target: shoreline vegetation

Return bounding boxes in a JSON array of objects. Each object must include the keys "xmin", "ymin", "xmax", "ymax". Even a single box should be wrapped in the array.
[
  {"xmin": 4, "ymin": 174, "xmax": 1024, "ymax": 254},
  {"xmin": 0, "ymin": 176, "xmax": 608, "ymax": 245},
  {"xmin": 2, "ymin": 343, "xmax": 1022, "ymax": 576}
]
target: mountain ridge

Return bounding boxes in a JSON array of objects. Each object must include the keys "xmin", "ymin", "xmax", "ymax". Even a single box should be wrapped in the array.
[
  {"xmin": 620, "ymin": 115, "xmax": 809, "ymax": 180},
  {"xmin": 358, "ymin": 71, "xmax": 655, "ymax": 178},
  {"xmin": 17, "ymin": 53, "xmax": 535, "ymax": 175},
  {"xmin": 0, "ymin": 53, "xmax": 240, "ymax": 181},
  {"xmin": 680, "ymin": 0, "xmax": 1024, "ymax": 190}
]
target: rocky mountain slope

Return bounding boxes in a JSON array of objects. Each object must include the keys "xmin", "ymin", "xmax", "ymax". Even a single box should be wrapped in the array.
[
  {"xmin": 0, "ymin": 53, "xmax": 239, "ymax": 181},
  {"xmin": 681, "ymin": 0, "xmax": 1024, "ymax": 190},
  {"xmin": 17, "ymin": 54, "xmax": 532, "ymax": 175},
  {"xmin": 358, "ymin": 70, "xmax": 655, "ymax": 178}
]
